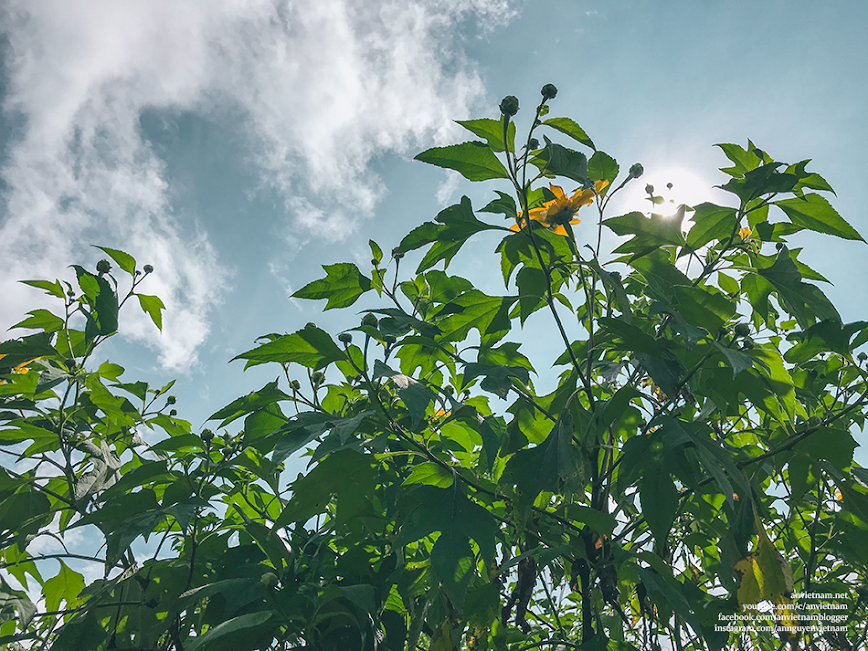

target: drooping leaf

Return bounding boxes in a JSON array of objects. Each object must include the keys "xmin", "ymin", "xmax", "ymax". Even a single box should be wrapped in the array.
[
  {"xmin": 588, "ymin": 151, "xmax": 619, "ymax": 187},
  {"xmin": 136, "ymin": 294, "xmax": 165, "ymax": 331}
]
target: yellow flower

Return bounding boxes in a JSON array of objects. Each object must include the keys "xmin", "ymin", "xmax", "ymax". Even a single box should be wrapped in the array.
[
  {"xmin": 512, "ymin": 180, "xmax": 608, "ymax": 236},
  {"xmin": 739, "ymin": 226, "xmax": 751, "ymax": 239}
]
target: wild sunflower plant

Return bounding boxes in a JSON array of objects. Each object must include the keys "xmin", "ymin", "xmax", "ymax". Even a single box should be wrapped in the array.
[{"xmin": 2, "ymin": 86, "xmax": 868, "ymax": 651}]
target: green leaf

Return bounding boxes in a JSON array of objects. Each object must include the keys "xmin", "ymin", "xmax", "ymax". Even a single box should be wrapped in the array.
[
  {"xmin": 479, "ymin": 191, "xmax": 517, "ymax": 221},
  {"xmin": 639, "ymin": 464, "xmax": 678, "ymax": 547},
  {"xmin": 414, "ymin": 141, "xmax": 509, "ymax": 181},
  {"xmin": 369, "ymin": 240, "xmax": 383, "ymax": 264},
  {"xmin": 437, "ymin": 290, "xmax": 514, "ymax": 343},
  {"xmin": 686, "ymin": 203, "xmax": 739, "ymax": 250},
  {"xmin": 713, "ymin": 342, "xmax": 755, "ymax": 377},
  {"xmin": 541, "ymin": 117, "xmax": 596, "ymax": 150},
  {"xmin": 12, "ymin": 309, "xmax": 64, "ymax": 333},
  {"xmin": 588, "ymin": 151, "xmax": 619, "ymax": 187},
  {"xmin": 20, "ymin": 278, "xmax": 65, "ymax": 299},
  {"xmin": 374, "ymin": 360, "xmax": 435, "ymax": 429},
  {"xmin": 43, "ymin": 561, "xmax": 85, "ymax": 612},
  {"xmin": 397, "ymin": 196, "xmax": 501, "ymax": 273},
  {"xmin": 95, "ymin": 246, "xmax": 137, "ymax": 275},
  {"xmin": 209, "ymin": 380, "xmax": 290, "ymax": 427},
  {"xmin": 605, "ymin": 208, "xmax": 686, "ymax": 260},
  {"xmin": 560, "ymin": 504, "xmax": 618, "ymax": 537},
  {"xmin": 292, "ymin": 263, "xmax": 372, "ymax": 310},
  {"xmin": 136, "ymin": 293, "xmax": 165, "ymax": 331},
  {"xmin": 403, "ymin": 462, "xmax": 454, "ymax": 488},
  {"xmin": 715, "ymin": 142, "xmax": 764, "ymax": 177},
  {"xmin": 397, "ymin": 484, "xmax": 498, "ymax": 608},
  {"xmin": 774, "ymin": 193, "xmax": 864, "ymax": 242},
  {"xmin": 275, "ymin": 450, "xmax": 375, "ymax": 528},
  {"xmin": 233, "ymin": 323, "xmax": 344, "ymax": 370},
  {"xmin": 455, "ymin": 117, "xmax": 515, "ymax": 153},
  {"xmin": 756, "ymin": 247, "xmax": 840, "ymax": 328},
  {"xmin": 504, "ymin": 410, "xmax": 579, "ymax": 504},
  {"xmin": 72, "ymin": 265, "xmax": 118, "ymax": 339},
  {"xmin": 531, "ymin": 137, "xmax": 588, "ymax": 183},
  {"xmin": 51, "ymin": 612, "xmax": 106, "ymax": 651},
  {"xmin": 186, "ymin": 611, "xmax": 275, "ymax": 651},
  {"xmin": 784, "ymin": 320, "xmax": 868, "ymax": 363}
]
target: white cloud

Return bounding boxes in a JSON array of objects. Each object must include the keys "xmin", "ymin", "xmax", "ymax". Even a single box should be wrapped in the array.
[{"xmin": 0, "ymin": 0, "xmax": 518, "ymax": 369}]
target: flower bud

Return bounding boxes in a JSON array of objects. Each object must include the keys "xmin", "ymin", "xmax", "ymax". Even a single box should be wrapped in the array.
[
  {"xmin": 96, "ymin": 259, "xmax": 111, "ymax": 274},
  {"xmin": 858, "ymin": 352, "xmax": 867, "ymax": 363},
  {"xmin": 338, "ymin": 332, "xmax": 352, "ymax": 344},
  {"xmin": 383, "ymin": 334, "xmax": 397, "ymax": 345},
  {"xmin": 541, "ymin": 84, "xmax": 558, "ymax": 100},
  {"xmin": 741, "ymin": 337, "xmax": 754, "ymax": 350},
  {"xmin": 201, "ymin": 428, "xmax": 214, "ymax": 443},
  {"xmin": 391, "ymin": 247, "xmax": 404, "ymax": 260},
  {"xmin": 169, "ymin": 409, "xmax": 177, "ymax": 416},
  {"xmin": 143, "ymin": 264, "xmax": 154, "ymax": 274},
  {"xmin": 290, "ymin": 379, "xmax": 301, "ymax": 391},
  {"xmin": 260, "ymin": 572, "xmax": 279, "ymax": 589},
  {"xmin": 499, "ymin": 95, "xmax": 519, "ymax": 117},
  {"xmin": 645, "ymin": 184, "xmax": 654, "ymax": 195},
  {"xmin": 312, "ymin": 371, "xmax": 326, "ymax": 386},
  {"xmin": 528, "ymin": 138, "xmax": 540, "ymax": 150},
  {"xmin": 166, "ymin": 395, "xmax": 176, "ymax": 405},
  {"xmin": 734, "ymin": 324, "xmax": 750, "ymax": 338},
  {"xmin": 776, "ymin": 242, "xmax": 784, "ymax": 251},
  {"xmin": 361, "ymin": 313, "xmax": 379, "ymax": 328},
  {"xmin": 629, "ymin": 163, "xmax": 644, "ymax": 179}
]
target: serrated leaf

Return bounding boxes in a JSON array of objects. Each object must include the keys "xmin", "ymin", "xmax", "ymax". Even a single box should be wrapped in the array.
[
  {"xmin": 414, "ymin": 141, "xmax": 509, "ymax": 181},
  {"xmin": 292, "ymin": 263, "xmax": 372, "ymax": 310},
  {"xmin": 136, "ymin": 294, "xmax": 164, "ymax": 331},
  {"xmin": 542, "ymin": 117, "xmax": 595, "ymax": 150},
  {"xmin": 12, "ymin": 309, "xmax": 64, "ymax": 333},
  {"xmin": 686, "ymin": 203, "xmax": 739, "ymax": 250},
  {"xmin": 588, "ymin": 151, "xmax": 619, "ymax": 187},
  {"xmin": 403, "ymin": 462, "xmax": 454, "ymax": 488},
  {"xmin": 775, "ymin": 193, "xmax": 864, "ymax": 242},
  {"xmin": 95, "ymin": 246, "xmax": 137, "ymax": 275},
  {"xmin": 233, "ymin": 323, "xmax": 344, "ymax": 370},
  {"xmin": 20, "ymin": 279, "xmax": 65, "ymax": 299},
  {"xmin": 455, "ymin": 117, "xmax": 515, "ymax": 153}
]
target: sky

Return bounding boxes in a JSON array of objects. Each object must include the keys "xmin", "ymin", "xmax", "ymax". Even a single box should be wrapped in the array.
[{"xmin": 2, "ymin": 0, "xmax": 867, "ymax": 434}]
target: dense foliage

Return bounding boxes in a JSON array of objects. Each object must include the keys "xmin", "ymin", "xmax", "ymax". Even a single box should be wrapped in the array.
[{"xmin": 2, "ymin": 87, "xmax": 868, "ymax": 651}]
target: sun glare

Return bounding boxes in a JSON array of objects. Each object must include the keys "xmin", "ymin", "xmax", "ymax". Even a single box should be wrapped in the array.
[{"xmin": 617, "ymin": 167, "xmax": 716, "ymax": 219}]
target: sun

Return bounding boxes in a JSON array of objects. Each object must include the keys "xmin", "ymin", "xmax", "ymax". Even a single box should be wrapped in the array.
[{"xmin": 618, "ymin": 167, "xmax": 717, "ymax": 216}]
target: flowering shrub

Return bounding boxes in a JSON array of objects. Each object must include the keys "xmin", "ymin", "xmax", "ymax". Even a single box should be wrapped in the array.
[{"xmin": 2, "ymin": 86, "xmax": 868, "ymax": 650}]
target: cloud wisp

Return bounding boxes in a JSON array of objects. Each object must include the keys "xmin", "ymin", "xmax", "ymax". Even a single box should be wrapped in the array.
[{"xmin": 0, "ymin": 0, "xmax": 516, "ymax": 369}]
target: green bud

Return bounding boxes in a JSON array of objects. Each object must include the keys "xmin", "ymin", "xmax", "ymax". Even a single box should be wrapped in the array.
[
  {"xmin": 734, "ymin": 324, "xmax": 750, "ymax": 338},
  {"xmin": 201, "ymin": 428, "xmax": 214, "ymax": 442},
  {"xmin": 741, "ymin": 337, "xmax": 754, "ymax": 350},
  {"xmin": 361, "ymin": 313, "xmax": 379, "ymax": 328},
  {"xmin": 166, "ymin": 395, "xmax": 176, "ymax": 405},
  {"xmin": 169, "ymin": 409, "xmax": 177, "ymax": 416},
  {"xmin": 260, "ymin": 572, "xmax": 279, "ymax": 589},
  {"xmin": 383, "ymin": 334, "xmax": 397, "ymax": 345},
  {"xmin": 776, "ymin": 242, "xmax": 784, "ymax": 251},
  {"xmin": 645, "ymin": 184, "xmax": 654, "ymax": 195},
  {"xmin": 338, "ymin": 332, "xmax": 352, "ymax": 344},
  {"xmin": 391, "ymin": 247, "xmax": 404, "ymax": 260},
  {"xmin": 96, "ymin": 259, "xmax": 111, "ymax": 274},
  {"xmin": 541, "ymin": 84, "xmax": 558, "ymax": 100},
  {"xmin": 290, "ymin": 379, "xmax": 301, "ymax": 391},
  {"xmin": 629, "ymin": 163, "xmax": 644, "ymax": 179},
  {"xmin": 528, "ymin": 138, "xmax": 540, "ymax": 150},
  {"xmin": 499, "ymin": 95, "xmax": 519, "ymax": 117},
  {"xmin": 312, "ymin": 371, "xmax": 326, "ymax": 386},
  {"xmin": 858, "ymin": 351, "xmax": 867, "ymax": 362},
  {"xmin": 143, "ymin": 264, "xmax": 154, "ymax": 274}
]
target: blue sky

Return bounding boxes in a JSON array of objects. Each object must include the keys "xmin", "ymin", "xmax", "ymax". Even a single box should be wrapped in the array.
[{"xmin": 2, "ymin": 0, "xmax": 867, "ymax": 433}]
